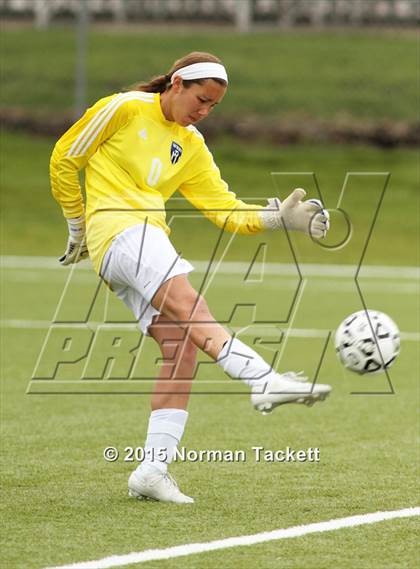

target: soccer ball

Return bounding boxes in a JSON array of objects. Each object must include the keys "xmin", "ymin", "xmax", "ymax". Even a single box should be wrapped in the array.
[{"xmin": 335, "ymin": 310, "xmax": 400, "ymax": 374}]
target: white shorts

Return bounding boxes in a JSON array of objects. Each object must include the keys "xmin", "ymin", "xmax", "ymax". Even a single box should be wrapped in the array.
[{"xmin": 100, "ymin": 224, "xmax": 194, "ymax": 335}]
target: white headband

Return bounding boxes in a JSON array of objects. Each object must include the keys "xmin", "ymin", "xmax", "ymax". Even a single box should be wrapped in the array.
[{"xmin": 171, "ymin": 62, "xmax": 228, "ymax": 84}]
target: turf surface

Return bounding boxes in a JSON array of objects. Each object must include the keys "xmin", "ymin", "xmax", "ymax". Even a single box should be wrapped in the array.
[
  {"xmin": 1, "ymin": 25, "xmax": 419, "ymax": 568},
  {"xmin": 1, "ymin": 259, "xmax": 419, "ymax": 568}
]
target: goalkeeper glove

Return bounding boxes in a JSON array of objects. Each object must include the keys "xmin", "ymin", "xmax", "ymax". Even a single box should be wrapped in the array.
[
  {"xmin": 260, "ymin": 188, "xmax": 330, "ymax": 239},
  {"xmin": 59, "ymin": 215, "xmax": 89, "ymax": 266}
]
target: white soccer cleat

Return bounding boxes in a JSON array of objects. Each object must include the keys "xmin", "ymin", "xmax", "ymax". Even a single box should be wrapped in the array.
[
  {"xmin": 128, "ymin": 469, "xmax": 194, "ymax": 504},
  {"xmin": 251, "ymin": 371, "xmax": 332, "ymax": 414}
]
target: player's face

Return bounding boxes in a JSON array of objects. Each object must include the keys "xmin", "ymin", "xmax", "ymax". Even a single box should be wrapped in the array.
[{"xmin": 171, "ymin": 78, "xmax": 226, "ymax": 126}]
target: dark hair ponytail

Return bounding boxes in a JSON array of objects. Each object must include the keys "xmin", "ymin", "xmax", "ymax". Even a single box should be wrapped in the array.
[
  {"xmin": 134, "ymin": 73, "xmax": 170, "ymax": 94},
  {"xmin": 132, "ymin": 51, "xmax": 226, "ymax": 94}
]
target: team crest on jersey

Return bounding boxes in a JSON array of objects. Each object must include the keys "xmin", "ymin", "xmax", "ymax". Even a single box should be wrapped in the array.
[{"xmin": 170, "ymin": 142, "xmax": 182, "ymax": 165}]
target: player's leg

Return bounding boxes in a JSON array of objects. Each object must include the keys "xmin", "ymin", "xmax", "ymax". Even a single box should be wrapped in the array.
[
  {"xmin": 152, "ymin": 274, "xmax": 229, "ymax": 358},
  {"xmin": 149, "ymin": 314, "xmax": 197, "ymax": 410},
  {"xmin": 128, "ymin": 315, "xmax": 196, "ymax": 503},
  {"xmin": 143, "ymin": 315, "xmax": 197, "ymax": 474},
  {"xmin": 152, "ymin": 274, "xmax": 332, "ymax": 413},
  {"xmin": 100, "ymin": 231, "xmax": 197, "ymax": 503}
]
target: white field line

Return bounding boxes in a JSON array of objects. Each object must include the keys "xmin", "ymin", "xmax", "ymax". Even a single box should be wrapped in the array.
[
  {"xmin": 1, "ymin": 319, "xmax": 419, "ymax": 341},
  {"xmin": 1, "ymin": 256, "xmax": 419, "ymax": 279},
  {"xmin": 3, "ymin": 270, "xmax": 419, "ymax": 294},
  {"xmin": 41, "ymin": 507, "xmax": 419, "ymax": 569}
]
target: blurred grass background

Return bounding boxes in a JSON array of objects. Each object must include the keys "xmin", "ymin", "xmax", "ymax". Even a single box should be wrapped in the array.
[
  {"xmin": 1, "ymin": 27, "xmax": 418, "ymax": 265},
  {"xmin": 1, "ymin": 28, "xmax": 418, "ymax": 120},
  {"xmin": 2, "ymin": 131, "xmax": 418, "ymax": 265}
]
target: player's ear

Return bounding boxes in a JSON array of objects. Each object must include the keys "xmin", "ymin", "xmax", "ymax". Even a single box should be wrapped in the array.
[{"xmin": 171, "ymin": 75, "xmax": 183, "ymax": 93}]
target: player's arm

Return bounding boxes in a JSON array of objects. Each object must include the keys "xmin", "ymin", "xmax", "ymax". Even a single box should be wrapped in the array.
[
  {"xmin": 50, "ymin": 93, "xmax": 140, "ymax": 264},
  {"xmin": 179, "ymin": 142, "xmax": 329, "ymax": 238},
  {"xmin": 178, "ymin": 142, "xmax": 264, "ymax": 235}
]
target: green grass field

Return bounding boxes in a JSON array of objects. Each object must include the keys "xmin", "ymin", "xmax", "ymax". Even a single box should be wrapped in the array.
[
  {"xmin": 1, "ymin": 121, "xmax": 419, "ymax": 569},
  {"xmin": 1, "ymin": 257, "xmax": 419, "ymax": 568},
  {"xmin": 1, "ymin": 24, "xmax": 419, "ymax": 569},
  {"xmin": 2, "ymin": 127, "xmax": 419, "ymax": 569},
  {"xmin": 1, "ymin": 128, "xmax": 419, "ymax": 564}
]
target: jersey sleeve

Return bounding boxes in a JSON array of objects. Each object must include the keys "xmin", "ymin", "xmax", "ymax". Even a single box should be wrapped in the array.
[
  {"xmin": 50, "ymin": 93, "xmax": 140, "ymax": 218},
  {"xmin": 178, "ymin": 140, "xmax": 264, "ymax": 235}
]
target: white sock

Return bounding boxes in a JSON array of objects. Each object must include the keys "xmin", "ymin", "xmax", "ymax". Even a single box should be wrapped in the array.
[
  {"xmin": 137, "ymin": 408, "xmax": 188, "ymax": 475},
  {"xmin": 217, "ymin": 337, "xmax": 273, "ymax": 388}
]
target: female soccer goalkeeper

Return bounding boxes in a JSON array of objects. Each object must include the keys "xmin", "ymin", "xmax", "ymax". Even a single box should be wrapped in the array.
[{"xmin": 51, "ymin": 51, "xmax": 331, "ymax": 504}]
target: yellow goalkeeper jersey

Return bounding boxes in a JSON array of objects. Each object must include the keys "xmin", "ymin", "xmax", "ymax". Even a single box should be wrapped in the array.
[{"xmin": 50, "ymin": 91, "xmax": 263, "ymax": 273}]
